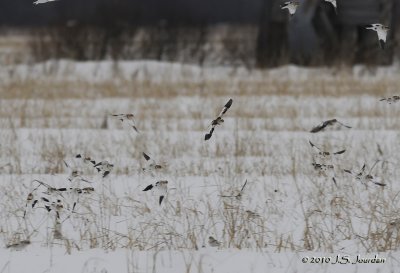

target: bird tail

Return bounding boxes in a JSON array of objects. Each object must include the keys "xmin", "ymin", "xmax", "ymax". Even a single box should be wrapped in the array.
[
  {"xmin": 205, "ymin": 128, "xmax": 215, "ymax": 141},
  {"xmin": 379, "ymin": 40, "xmax": 385, "ymax": 50}
]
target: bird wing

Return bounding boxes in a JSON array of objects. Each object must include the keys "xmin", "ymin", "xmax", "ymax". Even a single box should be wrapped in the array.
[
  {"xmin": 217, "ymin": 99, "xmax": 233, "ymax": 118},
  {"xmin": 310, "ymin": 121, "xmax": 327, "ymax": 133},
  {"xmin": 132, "ymin": 125, "xmax": 139, "ymax": 133},
  {"xmin": 143, "ymin": 152, "xmax": 151, "ymax": 161},
  {"xmin": 333, "ymin": 149, "xmax": 346, "ymax": 155},
  {"xmin": 308, "ymin": 140, "xmax": 323, "ymax": 152},
  {"xmin": 205, "ymin": 127, "xmax": 215, "ymax": 141},
  {"xmin": 336, "ymin": 120, "xmax": 352, "ymax": 129},
  {"xmin": 372, "ymin": 181, "xmax": 386, "ymax": 187},
  {"xmin": 143, "ymin": 184, "xmax": 154, "ymax": 191}
]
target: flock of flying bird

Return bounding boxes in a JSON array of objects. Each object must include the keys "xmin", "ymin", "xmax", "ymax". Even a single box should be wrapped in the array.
[
  {"xmin": 282, "ymin": 0, "xmax": 390, "ymax": 50},
  {"xmin": 18, "ymin": 93, "xmax": 396, "ymax": 249},
  {"xmin": 22, "ymin": 99, "xmax": 234, "ymax": 224},
  {"xmin": 16, "ymin": 97, "xmax": 235, "ymax": 249},
  {"xmin": 309, "ymin": 118, "xmax": 388, "ymax": 187},
  {"xmin": 13, "ymin": 0, "xmax": 395, "ymax": 250}
]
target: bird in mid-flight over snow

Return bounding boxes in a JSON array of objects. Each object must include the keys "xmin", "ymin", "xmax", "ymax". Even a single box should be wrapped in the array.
[
  {"xmin": 310, "ymin": 119, "xmax": 351, "ymax": 133},
  {"xmin": 208, "ymin": 236, "xmax": 221, "ymax": 247},
  {"xmin": 366, "ymin": 24, "xmax": 389, "ymax": 49},
  {"xmin": 142, "ymin": 152, "xmax": 163, "ymax": 172},
  {"xmin": 143, "ymin": 180, "xmax": 168, "ymax": 205},
  {"xmin": 309, "ymin": 140, "xmax": 346, "ymax": 158},
  {"xmin": 324, "ymin": 0, "xmax": 337, "ymax": 13},
  {"xmin": 344, "ymin": 162, "xmax": 386, "ymax": 187},
  {"xmin": 281, "ymin": 1, "xmax": 300, "ymax": 16},
  {"xmin": 205, "ymin": 98, "xmax": 233, "ymax": 141},
  {"xmin": 380, "ymin": 95, "xmax": 400, "ymax": 104},
  {"xmin": 33, "ymin": 0, "xmax": 58, "ymax": 4},
  {"xmin": 75, "ymin": 154, "xmax": 96, "ymax": 166},
  {"xmin": 94, "ymin": 161, "xmax": 114, "ymax": 178},
  {"xmin": 111, "ymin": 114, "xmax": 139, "ymax": 133}
]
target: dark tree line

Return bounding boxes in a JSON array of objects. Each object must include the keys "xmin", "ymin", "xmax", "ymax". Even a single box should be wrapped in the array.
[
  {"xmin": 1, "ymin": 0, "xmax": 398, "ymax": 66},
  {"xmin": 0, "ymin": 0, "xmax": 263, "ymax": 26}
]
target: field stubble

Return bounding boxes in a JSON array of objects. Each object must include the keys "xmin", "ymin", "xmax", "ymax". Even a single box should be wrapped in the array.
[{"xmin": 1, "ymin": 61, "xmax": 400, "ymax": 258}]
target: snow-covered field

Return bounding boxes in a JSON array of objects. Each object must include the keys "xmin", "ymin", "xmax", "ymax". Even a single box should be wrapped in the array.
[{"xmin": 1, "ymin": 60, "xmax": 400, "ymax": 272}]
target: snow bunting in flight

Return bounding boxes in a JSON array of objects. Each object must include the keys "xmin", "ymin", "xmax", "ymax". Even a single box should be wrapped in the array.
[
  {"xmin": 111, "ymin": 114, "xmax": 139, "ymax": 133},
  {"xmin": 208, "ymin": 236, "xmax": 221, "ymax": 247},
  {"xmin": 205, "ymin": 98, "xmax": 233, "ymax": 141},
  {"xmin": 63, "ymin": 160, "xmax": 92, "ymax": 184},
  {"xmin": 310, "ymin": 119, "xmax": 351, "ymax": 133},
  {"xmin": 94, "ymin": 160, "xmax": 114, "ymax": 178},
  {"xmin": 281, "ymin": 1, "xmax": 300, "ymax": 16},
  {"xmin": 344, "ymin": 162, "xmax": 386, "ymax": 187},
  {"xmin": 380, "ymin": 95, "xmax": 400, "ymax": 104},
  {"xmin": 220, "ymin": 180, "xmax": 247, "ymax": 200},
  {"xmin": 75, "ymin": 154, "xmax": 96, "ymax": 165},
  {"xmin": 142, "ymin": 152, "xmax": 163, "ymax": 172},
  {"xmin": 309, "ymin": 141, "xmax": 346, "ymax": 159},
  {"xmin": 6, "ymin": 240, "xmax": 31, "ymax": 251},
  {"xmin": 366, "ymin": 24, "xmax": 389, "ymax": 49},
  {"xmin": 143, "ymin": 180, "xmax": 168, "ymax": 205},
  {"xmin": 33, "ymin": 0, "xmax": 58, "ymax": 4}
]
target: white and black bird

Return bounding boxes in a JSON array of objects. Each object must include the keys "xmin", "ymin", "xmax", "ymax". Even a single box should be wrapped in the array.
[
  {"xmin": 142, "ymin": 180, "xmax": 168, "ymax": 205},
  {"xmin": 51, "ymin": 187, "xmax": 94, "ymax": 212},
  {"xmin": 281, "ymin": 1, "xmax": 300, "ymax": 16},
  {"xmin": 312, "ymin": 162, "xmax": 334, "ymax": 172},
  {"xmin": 75, "ymin": 154, "xmax": 96, "ymax": 166},
  {"xmin": 63, "ymin": 160, "xmax": 92, "ymax": 184},
  {"xmin": 366, "ymin": 24, "xmax": 389, "ymax": 49},
  {"xmin": 33, "ymin": 0, "xmax": 58, "ymax": 4},
  {"xmin": 25, "ymin": 194, "xmax": 64, "ymax": 219},
  {"xmin": 311, "ymin": 162, "xmax": 338, "ymax": 185},
  {"xmin": 310, "ymin": 119, "xmax": 351, "ymax": 133},
  {"xmin": 75, "ymin": 154, "xmax": 113, "ymax": 178},
  {"xmin": 208, "ymin": 236, "xmax": 221, "ymax": 247},
  {"xmin": 380, "ymin": 95, "xmax": 400, "ymax": 104},
  {"xmin": 205, "ymin": 98, "xmax": 233, "ymax": 141},
  {"xmin": 344, "ymin": 162, "xmax": 386, "ymax": 187},
  {"xmin": 111, "ymin": 113, "xmax": 139, "ymax": 133},
  {"xmin": 6, "ymin": 240, "xmax": 31, "ymax": 251},
  {"xmin": 142, "ymin": 152, "xmax": 163, "ymax": 172},
  {"xmin": 309, "ymin": 141, "xmax": 346, "ymax": 159},
  {"xmin": 220, "ymin": 180, "xmax": 247, "ymax": 200},
  {"xmin": 94, "ymin": 161, "xmax": 114, "ymax": 178},
  {"xmin": 324, "ymin": 0, "xmax": 337, "ymax": 13}
]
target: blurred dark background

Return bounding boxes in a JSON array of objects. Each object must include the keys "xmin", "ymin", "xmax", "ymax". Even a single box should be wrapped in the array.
[{"xmin": 0, "ymin": 0, "xmax": 398, "ymax": 67}]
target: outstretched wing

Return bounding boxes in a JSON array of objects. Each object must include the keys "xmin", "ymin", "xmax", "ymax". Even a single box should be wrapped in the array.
[
  {"xmin": 132, "ymin": 125, "xmax": 139, "ymax": 133},
  {"xmin": 309, "ymin": 140, "xmax": 322, "ymax": 152},
  {"xmin": 343, "ymin": 169, "xmax": 353, "ymax": 175},
  {"xmin": 373, "ymin": 181, "xmax": 386, "ymax": 187},
  {"xmin": 143, "ymin": 184, "xmax": 154, "ymax": 191},
  {"xmin": 310, "ymin": 121, "xmax": 328, "ymax": 133},
  {"xmin": 205, "ymin": 127, "xmax": 215, "ymax": 141},
  {"xmin": 143, "ymin": 152, "xmax": 151, "ymax": 161},
  {"xmin": 336, "ymin": 120, "xmax": 352, "ymax": 129},
  {"xmin": 218, "ymin": 99, "xmax": 233, "ymax": 118},
  {"xmin": 333, "ymin": 149, "xmax": 346, "ymax": 155}
]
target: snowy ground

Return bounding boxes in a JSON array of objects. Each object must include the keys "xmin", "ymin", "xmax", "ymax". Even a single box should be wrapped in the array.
[{"xmin": 1, "ymin": 60, "xmax": 400, "ymax": 272}]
